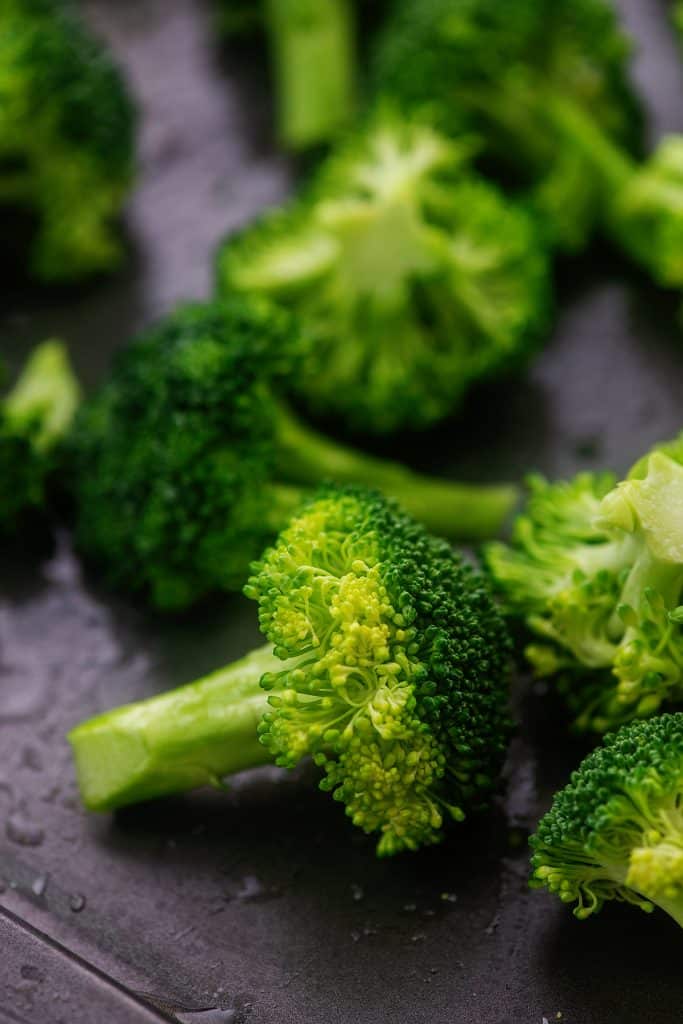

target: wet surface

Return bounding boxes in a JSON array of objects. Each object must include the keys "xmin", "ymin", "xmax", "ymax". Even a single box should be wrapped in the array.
[{"xmin": 1, "ymin": 0, "xmax": 683, "ymax": 1021}]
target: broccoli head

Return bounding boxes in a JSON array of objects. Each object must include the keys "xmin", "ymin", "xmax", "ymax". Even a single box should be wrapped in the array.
[
  {"xmin": 372, "ymin": 0, "xmax": 643, "ymax": 251},
  {"xmin": 70, "ymin": 298, "xmax": 519, "ymax": 609},
  {"xmin": 69, "ymin": 486, "xmax": 512, "ymax": 856},
  {"xmin": 0, "ymin": 340, "xmax": 80, "ymax": 538},
  {"xmin": 485, "ymin": 441, "xmax": 683, "ymax": 732},
  {"xmin": 217, "ymin": 108, "xmax": 552, "ymax": 435},
  {"xmin": 531, "ymin": 714, "xmax": 683, "ymax": 928},
  {"xmin": 0, "ymin": 0, "xmax": 135, "ymax": 281}
]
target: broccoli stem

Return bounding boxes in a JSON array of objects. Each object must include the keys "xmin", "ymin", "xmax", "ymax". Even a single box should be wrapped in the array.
[
  {"xmin": 273, "ymin": 402, "xmax": 518, "ymax": 540},
  {"xmin": 68, "ymin": 644, "xmax": 280, "ymax": 812},
  {"xmin": 4, "ymin": 340, "xmax": 81, "ymax": 451},
  {"xmin": 265, "ymin": 0, "xmax": 355, "ymax": 148}
]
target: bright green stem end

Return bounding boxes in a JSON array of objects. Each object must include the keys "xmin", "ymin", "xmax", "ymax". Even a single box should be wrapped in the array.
[
  {"xmin": 265, "ymin": 0, "xmax": 355, "ymax": 148},
  {"xmin": 68, "ymin": 644, "xmax": 280, "ymax": 811},
  {"xmin": 5, "ymin": 340, "xmax": 81, "ymax": 452},
  {"xmin": 273, "ymin": 403, "xmax": 518, "ymax": 540}
]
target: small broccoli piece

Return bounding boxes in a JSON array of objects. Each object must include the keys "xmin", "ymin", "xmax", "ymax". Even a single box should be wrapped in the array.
[
  {"xmin": 217, "ymin": 108, "xmax": 552, "ymax": 435},
  {"xmin": 530, "ymin": 714, "xmax": 683, "ymax": 928},
  {"xmin": 217, "ymin": 0, "xmax": 357, "ymax": 149},
  {"xmin": 0, "ymin": 0, "xmax": 135, "ymax": 281},
  {"xmin": 485, "ymin": 441, "xmax": 683, "ymax": 732},
  {"xmin": 69, "ymin": 298, "xmax": 519, "ymax": 610},
  {"xmin": 69, "ymin": 485, "xmax": 512, "ymax": 856},
  {"xmin": 0, "ymin": 340, "xmax": 80, "ymax": 538},
  {"xmin": 372, "ymin": 0, "xmax": 643, "ymax": 252}
]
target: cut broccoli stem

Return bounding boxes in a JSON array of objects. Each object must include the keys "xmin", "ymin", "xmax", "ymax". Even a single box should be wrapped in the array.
[
  {"xmin": 265, "ymin": 0, "xmax": 355, "ymax": 148},
  {"xmin": 69, "ymin": 643, "xmax": 280, "ymax": 812},
  {"xmin": 4, "ymin": 340, "xmax": 81, "ymax": 452},
  {"xmin": 273, "ymin": 402, "xmax": 518, "ymax": 540}
]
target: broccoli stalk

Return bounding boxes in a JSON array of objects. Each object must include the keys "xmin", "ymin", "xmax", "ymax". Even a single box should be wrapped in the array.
[
  {"xmin": 70, "ymin": 486, "xmax": 512, "ymax": 856},
  {"xmin": 530, "ymin": 714, "xmax": 683, "ymax": 928},
  {"xmin": 69, "ymin": 299, "xmax": 519, "ymax": 610},
  {"xmin": 1, "ymin": 340, "xmax": 80, "ymax": 538},
  {"xmin": 265, "ymin": 0, "xmax": 356, "ymax": 148},
  {"xmin": 485, "ymin": 439, "xmax": 683, "ymax": 732}
]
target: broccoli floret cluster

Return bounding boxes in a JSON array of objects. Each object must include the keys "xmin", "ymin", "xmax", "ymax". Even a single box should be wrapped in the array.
[
  {"xmin": 530, "ymin": 714, "xmax": 683, "ymax": 928},
  {"xmin": 70, "ymin": 298, "xmax": 518, "ymax": 609},
  {"xmin": 0, "ymin": 341, "xmax": 80, "ymax": 538},
  {"xmin": 372, "ymin": 0, "xmax": 643, "ymax": 252},
  {"xmin": 485, "ymin": 441, "xmax": 683, "ymax": 732},
  {"xmin": 0, "ymin": 0, "xmax": 135, "ymax": 280},
  {"xmin": 217, "ymin": 108, "xmax": 551, "ymax": 435},
  {"xmin": 69, "ymin": 486, "xmax": 512, "ymax": 856}
]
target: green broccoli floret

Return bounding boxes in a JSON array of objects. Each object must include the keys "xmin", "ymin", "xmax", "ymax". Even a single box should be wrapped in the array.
[
  {"xmin": 69, "ymin": 485, "xmax": 512, "ymax": 856},
  {"xmin": 0, "ymin": 0, "xmax": 135, "ymax": 281},
  {"xmin": 216, "ymin": 108, "xmax": 552, "ymax": 435},
  {"xmin": 69, "ymin": 298, "xmax": 519, "ymax": 610},
  {"xmin": 216, "ymin": 0, "xmax": 357, "ymax": 149},
  {"xmin": 372, "ymin": 0, "xmax": 643, "ymax": 253},
  {"xmin": 0, "ymin": 340, "xmax": 80, "ymax": 537},
  {"xmin": 485, "ymin": 441, "xmax": 683, "ymax": 733},
  {"xmin": 530, "ymin": 714, "xmax": 683, "ymax": 928}
]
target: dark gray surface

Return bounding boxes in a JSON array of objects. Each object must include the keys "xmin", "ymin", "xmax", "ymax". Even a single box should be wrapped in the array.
[{"xmin": 1, "ymin": 1, "xmax": 683, "ymax": 1022}]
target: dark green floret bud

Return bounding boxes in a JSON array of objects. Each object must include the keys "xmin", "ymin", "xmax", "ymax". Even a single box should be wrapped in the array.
[
  {"xmin": 530, "ymin": 714, "xmax": 683, "ymax": 928},
  {"xmin": 485, "ymin": 437, "xmax": 683, "ymax": 732},
  {"xmin": 217, "ymin": 106, "xmax": 552, "ymax": 435},
  {"xmin": 69, "ymin": 486, "xmax": 512, "ymax": 856},
  {"xmin": 0, "ymin": 0, "xmax": 136, "ymax": 280}
]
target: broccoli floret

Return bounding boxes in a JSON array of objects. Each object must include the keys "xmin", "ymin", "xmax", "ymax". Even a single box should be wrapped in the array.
[
  {"xmin": 485, "ymin": 442, "xmax": 683, "ymax": 732},
  {"xmin": 372, "ymin": 0, "xmax": 645, "ymax": 253},
  {"xmin": 0, "ymin": 0, "xmax": 135, "ymax": 281},
  {"xmin": 217, "ymin": 0, "xmax": 357, "ymax": 149},
  {"xmin": 530, "ymin": 714, "xmax": 683, "ymax": 927},
  {"xmin": 0, "ymin": 340, "xmax": 80, "ymax": 538},
  {"xmin": 69, "ymin": 485, "xmax": 512, "ymax": 856},
  {"xmin": 69, "ymin": 298, "xmax": 519, "ymax": 610},
  {"xmin": 217, "ymin": 109, "xmax": 552, "ymax": 435}
]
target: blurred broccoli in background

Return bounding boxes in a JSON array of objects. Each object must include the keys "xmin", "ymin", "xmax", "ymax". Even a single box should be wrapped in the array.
[
  {"xmin": 68, "ymin": 299, "xmax": 519, "ymax": 610},
  {"xmin": 0, "ymin": 0, "xmax": 136, "ymax": 281},
  {"xmin": 372, "ymin": 0, "xmax": 643, "ymax": 253},
  {"xmin": 485, "ymin": 436, "xmax": 683, "ymax": 733},
  {"xmin": 217, "ymin": 108, "xmax": 552, "ymax": 435},
  {"xmin": 0, "ymin": 341, "xmax": 80, "ymax": 539},
  {"xmin": 216, "ymin": 0, "xmax": 359, "ymax": 149}
]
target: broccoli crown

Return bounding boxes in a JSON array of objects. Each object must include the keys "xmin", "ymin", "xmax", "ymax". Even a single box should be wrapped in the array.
[
  {"xmin": 0, "ymin": 340, "xmax": 80, "ymax": 538},
  {"xmin": 244, "ymin": 485, "xmax": 512, "ymax": 855},
  {"xmin": 70, "ymin": 299, "xmax": 301, "ymax": 610},
  {"xmin": 608, "ymin": 137, "xmax": 683, "ymax": 288},
  {"xmin": 530, "ymin": 714, "xmax": 683, "ymax": 926},
  {"xmin": 0, "ymin": 0, "xmax": 136, "ymax": 279},
  {"xmin": 217, "ymin": 108, "xmax": 551, "ymax": 434},
  {"xmin": 372, "ymin": 0, "xmax": 642, "ymax": 249},
  {"xmin": 485, "ymin": 446, "xmax": 683, "ymax": 732}
]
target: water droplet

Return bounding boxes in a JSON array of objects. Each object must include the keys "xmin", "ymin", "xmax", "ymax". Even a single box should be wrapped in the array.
[
  {"xmin": 6, "ymin": 811, "xmax": 44, "ymax": 847},
  {"xmin": 410, "ymin": 933, "xmax": 426, "ymax": 943},
  {"xmin": 440, "ymin": 892, "xmax": 458, "ymax": 904},
  {"xmin": 31, "ymin": 874, "xmax": 48, "ymax": 898},
  {"xmin": 350, "ymin": 883, "xmax": 364, "ymax": 902},
  {"xmin": 69, "ymin": 893, "xmax": 86, "ymax": 913},
  {"xmin": 21, "ymin": 747, "xmax": 43, "ymax": 772},
  {"xmin": 402, "ymin": 902, "xmax": 417, "ymax": 913},
  {"xmin": 350, "ymin": 930, "xmax": 361, "ymax": 943},
  {"xmin": 20, "ymin": 965, "xmax": 44, "ymax": 982}
]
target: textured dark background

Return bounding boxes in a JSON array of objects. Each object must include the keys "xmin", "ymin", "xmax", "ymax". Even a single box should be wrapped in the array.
[{"xmin": 1, "ymin": 1, "xmax": 683, "ymax": 1021}]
